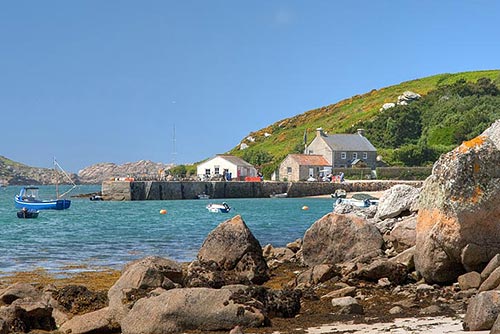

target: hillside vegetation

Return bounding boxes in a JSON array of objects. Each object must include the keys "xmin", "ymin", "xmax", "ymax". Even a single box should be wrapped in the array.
[{"xmin": 227, "ymin": 70, "xmax": 500, "ymax": 177}]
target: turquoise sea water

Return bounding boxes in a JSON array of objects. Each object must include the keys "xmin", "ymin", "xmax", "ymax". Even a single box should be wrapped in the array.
[{"xmin": 0, "ymin": 185, "xmax": 333, "ymax": 275}]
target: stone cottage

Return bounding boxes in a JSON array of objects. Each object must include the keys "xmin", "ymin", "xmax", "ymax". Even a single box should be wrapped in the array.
[
  {"xmin": 277, "ymin": 154, "xmax": 331, "ymax": 181},
  {"xmin": 306, "ymin": 128, "xmax": 377, "ymax": 169}
]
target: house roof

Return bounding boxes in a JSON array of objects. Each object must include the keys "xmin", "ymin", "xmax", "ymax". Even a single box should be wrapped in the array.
[
  {"xmin": 322, "ymin": 134, "xmax": 376, "ymax": 151},
  {"xmin": 213, "ymin": 154, "xmax": 255, "ymax": 168},
  {"xmin": 287, "ymin": 154, "xmax": 331, "ymax": 166}
]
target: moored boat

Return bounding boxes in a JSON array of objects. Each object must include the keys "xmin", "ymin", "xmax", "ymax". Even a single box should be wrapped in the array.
[
  {"xmin": 206, "ymin": 202, "xmax": 231, "ymax": 213},
  {"xmin": 334, "ymin": 197, "xmax": 378, "ymax": 208},
  {"xmin": 197, "ymin": 193, "xmax": 210, "ymax": 199},
  {"xmin": 15, "ymin": 187, "xmax": 71, "ymax": 210},
  {"xmin": 14, "ymin": 159, "xmax": 76, "ymax": 211},
  {"xmin": 270, "ymin": 192, "xmax": 288, "ymax": 198},
  {"xmin": 331, "ymin": 189, "xmax": 347, "ymax": 199},
  {"xmin": 17, "ymin": 208, "xmax": 40, "ymax": 219}
]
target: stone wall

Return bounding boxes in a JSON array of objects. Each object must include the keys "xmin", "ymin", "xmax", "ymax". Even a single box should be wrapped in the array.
[{"xmin": 101, "ymin": 180, "xmax": 423, "ymax": 201}]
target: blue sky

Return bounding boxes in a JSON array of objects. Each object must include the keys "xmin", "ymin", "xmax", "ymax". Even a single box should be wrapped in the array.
[{"xmin": 1, "ymin": 1, "xmax": 499, "ymax": 172}]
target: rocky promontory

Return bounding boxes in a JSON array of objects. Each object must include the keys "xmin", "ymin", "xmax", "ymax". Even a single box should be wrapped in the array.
[
  {"xmin": 77, "ymin": 160, "xmax": 172, "ymax": 184},
  {"xmin": 0, "ymin": 156, "xmax": 171, "ymax": 185},
  {"xmin": 0, "ymin": 156, "xmax": 77, "ymax": 186}
]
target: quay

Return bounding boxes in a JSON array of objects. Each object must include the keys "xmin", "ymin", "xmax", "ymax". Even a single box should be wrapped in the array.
[{"xmin": 101, "ymin": 180, "xmax": 423, "ymax": 201}]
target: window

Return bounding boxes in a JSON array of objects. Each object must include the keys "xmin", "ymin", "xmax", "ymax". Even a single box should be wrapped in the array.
[
  {"xmin": 363, "ymin": 152, "xmax": 368, "ymax": 160},
  {"xmin": 341, "ymin": 152, "xmax": 347, "ymax": 159},
  {"xmin": 214, "ymin": 166, "xmax": 220, "ymax": 174},
  {"xmin": 352, "ymin": 152, "xmax": 358, "ymax": 159},
  {"xmin": 205, "ymin": 169, "xmax": 211, "ymax": 175},
  {"xmin": 287, "ymin": 167, "xmax": 292, "ymax": 174}
]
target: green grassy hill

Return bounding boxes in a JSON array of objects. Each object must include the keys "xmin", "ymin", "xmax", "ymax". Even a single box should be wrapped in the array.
[{"xmin": 227, "ymin": 70, "xmax": 500, "ymax": 176}]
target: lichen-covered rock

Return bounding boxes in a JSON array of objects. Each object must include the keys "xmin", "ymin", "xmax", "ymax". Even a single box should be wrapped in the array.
[
  {"xmin": 302, "ymin": 213, "xmax": 383, "ymax": 267},
  {"xmin": 415, "ymin": 120, "xmax": 500, "ymax": 283}
]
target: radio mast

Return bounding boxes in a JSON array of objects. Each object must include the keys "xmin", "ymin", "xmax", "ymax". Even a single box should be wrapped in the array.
[{"xmin": 171, "ymin": 124, "xmax": 177, "ymax": 165}]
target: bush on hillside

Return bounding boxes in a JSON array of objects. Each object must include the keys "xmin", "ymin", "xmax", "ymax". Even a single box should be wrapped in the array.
[{"xmin": 362, "ymin": 78, "xmax": 500, "ymax": 166}]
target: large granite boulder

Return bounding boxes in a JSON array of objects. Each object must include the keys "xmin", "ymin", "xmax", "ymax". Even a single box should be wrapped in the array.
[
  {"xmin": 0, "ymin": 283, "xmax": 41, "ymax": 305},
  {"xmin": 108, "ymin": 256, "xmax": 183, "ymax": 321},
  {"xmin": 464, "ymin": 290, "xmax": 500, "ymax": 331},
  {"xmin": 385, "ymin": 216, "xmax": 417, "ymax": 252},
  {"xmin": 375, "ymin": 184, "xmax": 420, "ymax": 221},
  {"xmin": 120, "ymin": 287, "xmax": 266, "ymax": 334},
  {"xmin": 415, "ymin": 120, "xmax": 500, "ymax": 283},
  {"xmin": 59, "ymin": 307, "xmax": 119, "ymax": 334},
  {"xmin": 0, "ymin": 299, "xmax": 56, "ymax": 333},
  {"xmin": 185, "ymin": 215, "xmax": 269, "ymax": 287},
  {"xmin": 302, "ymin": 213, "xmax": 384, "ymax": 267}
]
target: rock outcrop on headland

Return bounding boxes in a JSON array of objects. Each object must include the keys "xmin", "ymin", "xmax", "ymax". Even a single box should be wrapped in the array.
[
  {"xmin": 415, "ymin": 120, "xmax": 500, "ymax": 283},
  {"xmin": 0, "ymin": 156, "xmax": 78, "ymax": 186},
  {"xmin": 78, "ymin": 160, "xmax": 171, "ymax": 184}
]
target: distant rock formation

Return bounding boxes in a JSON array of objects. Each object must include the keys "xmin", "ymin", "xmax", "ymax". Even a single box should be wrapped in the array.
[
  {"xmin": 0, "ymin": 156, "xmax": 172, "ymax": 185},
  {"xmin": 0, "ymin": 155, "xmax": 77, "ymax": 185},
  {"xmin": 78, "ymin": 160, "xmax": 172, "ymax": 184}
]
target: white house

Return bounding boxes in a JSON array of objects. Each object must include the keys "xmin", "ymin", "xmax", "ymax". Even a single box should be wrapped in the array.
[{"xmin": 197, "ymin": 154, "xmax": 257, "ymax": 181}]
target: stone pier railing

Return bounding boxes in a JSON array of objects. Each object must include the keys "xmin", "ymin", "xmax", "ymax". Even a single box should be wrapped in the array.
[{"xmin": 101, "ymin": 180, "xmax": 423, "ymax": 201}]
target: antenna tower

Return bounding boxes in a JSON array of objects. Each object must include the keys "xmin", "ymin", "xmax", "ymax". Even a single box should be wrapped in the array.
[{"xmin": 172, "ymin": 124, "xmax": 177, "ymax": 165}]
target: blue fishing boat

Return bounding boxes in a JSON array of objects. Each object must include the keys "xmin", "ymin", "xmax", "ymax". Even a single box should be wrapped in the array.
[
  {"xmin": 14, "ymin": 158, "xmax": 76, "ymax": 211},
  {"xmin": 15, "ymin": 186, "xmax": 71, "ymax": 210}
]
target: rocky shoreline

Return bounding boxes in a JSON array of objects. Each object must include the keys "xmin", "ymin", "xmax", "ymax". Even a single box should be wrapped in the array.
[{"xmin": 0, "ymin": 120, "xmax": 499, "ymax": 334}]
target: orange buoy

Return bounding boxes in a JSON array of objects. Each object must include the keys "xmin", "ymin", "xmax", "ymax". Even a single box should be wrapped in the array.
[
  {"xmin": 160, "ymin": 209, "xmax": 167, "ymax": 215},
  {"xmin": 302, "ymin": 205, "xmax": 309, "ymax": 211}
]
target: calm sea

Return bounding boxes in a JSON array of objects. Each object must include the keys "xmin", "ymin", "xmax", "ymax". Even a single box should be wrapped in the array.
[{"xmin": 0, "ymin": 185, "xmax": 333, "ymax": 276}]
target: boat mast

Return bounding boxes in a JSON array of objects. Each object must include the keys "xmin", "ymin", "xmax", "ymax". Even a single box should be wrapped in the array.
[
  {"xmin": 54, "ymin": 157, "xmax": 59, "ymax": 199},
  {"xmin": 54, "ymin": 158, "xmax": 77, "ymax": 199}
]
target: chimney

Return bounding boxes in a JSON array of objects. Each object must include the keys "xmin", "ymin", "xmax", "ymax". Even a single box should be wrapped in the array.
[
  {"xmin": 316, "ymin": 128, "xmax": 325, "ymax": 137},
  {"xmin": 357, "ymin": 129, "xmax": 365, "ymax": 136}
]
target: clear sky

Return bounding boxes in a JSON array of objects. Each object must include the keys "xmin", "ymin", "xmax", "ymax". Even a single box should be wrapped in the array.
[{"xmin": 1, "ymin": 1, "xmax": 498, "ymax": 172}]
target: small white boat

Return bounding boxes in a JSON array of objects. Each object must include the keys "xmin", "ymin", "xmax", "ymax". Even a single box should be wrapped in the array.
[
  {"xmin": 331, "ymin": 189, "xmax": 347, "ymax": 199},
  {"xmin": 270, "ymin": 192, "xmax": 287, "ymax": 198},
  {"xmin": 197, "ymin": 193, "xmax": 210, "ymax": 199},
  {"xmin": 334, "ymin": 197, "xmax": 378, "ymax": 208},
  {"xmin": 206, "ymin": 202, "xmax": 231, "ymax": 213}
]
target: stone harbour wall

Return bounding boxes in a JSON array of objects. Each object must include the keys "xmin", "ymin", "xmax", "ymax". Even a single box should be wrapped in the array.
[{"xmin": 101, "ymin": 180, "xmax": 423, "ymax": 201}]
